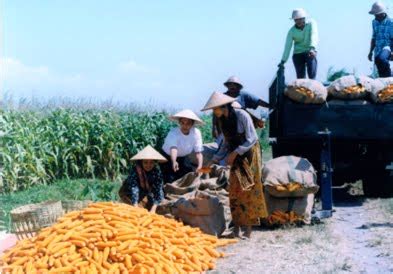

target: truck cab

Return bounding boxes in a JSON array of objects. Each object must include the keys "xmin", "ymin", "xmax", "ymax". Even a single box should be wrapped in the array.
[{"xmin": 269, "ymin": 67, "xmax": 393, "ymax": 197}]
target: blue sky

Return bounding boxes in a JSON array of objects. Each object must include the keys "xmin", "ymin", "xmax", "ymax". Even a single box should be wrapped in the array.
[{"xmin": 0, "ymin": 0, "xmax": 386, "ymax": 111}]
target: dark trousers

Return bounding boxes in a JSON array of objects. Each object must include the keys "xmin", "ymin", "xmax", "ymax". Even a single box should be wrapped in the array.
[
  {"xmin": 375, "ymin": 48, "xmax": 392, "ymax": 78},
  {"xmin": 160, "ymin": 153, "xmax": 193, "ymax": 184},
  {"xmin": 292, "ymin": 52, "xmax": 317, "ymax": 79}
]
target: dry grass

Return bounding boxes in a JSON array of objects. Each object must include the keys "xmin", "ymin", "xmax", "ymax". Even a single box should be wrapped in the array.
[
  {"xmin": 362, "ymin": 198, "xmax": 393, "ymax": 260},
  {"xmin": 211, "ymin": 222, "xmax": 355, "ymax": 274}
]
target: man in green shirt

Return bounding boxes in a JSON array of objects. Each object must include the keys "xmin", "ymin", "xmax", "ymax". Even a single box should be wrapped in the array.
[{"xmin": 279, "ymin": 8, "xmax": 319, "ymax": 79}]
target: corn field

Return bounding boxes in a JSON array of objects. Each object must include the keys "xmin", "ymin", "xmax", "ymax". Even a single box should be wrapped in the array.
[{"xmin": 0, "ymin": 108, "xmax": 213, "ymax": 193}]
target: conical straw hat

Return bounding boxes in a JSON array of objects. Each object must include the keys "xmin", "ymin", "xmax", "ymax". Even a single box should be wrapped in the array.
[
  {"xmin": 201, "ymin": 91, "xmax": 237, "ymax": 111},
  {"xmin": 169, "ymin": 109, "xmax": 204, "ymax": 125},
  {"xmin": 131, "ymin": 145, "xmax": 167, "ymax": 162}
]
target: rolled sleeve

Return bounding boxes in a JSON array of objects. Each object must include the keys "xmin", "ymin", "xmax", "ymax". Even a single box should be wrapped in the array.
[
  {"xmin": 242, "ymin": 92, "xmax": 260, "ymax": 109},
  {"xmin": 194, "ymin": 129, "xmax": 204, "ymax": 153},
  {"xmin": 234, "ymin": 111, "xmax": 258, "ymax": 155}
]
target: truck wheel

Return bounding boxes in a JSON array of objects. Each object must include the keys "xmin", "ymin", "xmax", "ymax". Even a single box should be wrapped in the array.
[{"xmin": 362, "ymin": 167, "xmax": 393, "ymax": 198}]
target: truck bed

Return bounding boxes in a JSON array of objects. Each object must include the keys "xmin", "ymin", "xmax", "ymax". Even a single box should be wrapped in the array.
[{"xmin": 278, "ymin": 97, "xmax": 393, "ymax": 140}]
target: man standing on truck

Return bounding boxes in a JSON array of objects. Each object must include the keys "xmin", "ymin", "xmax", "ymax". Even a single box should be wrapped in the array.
[
  {"xmin": 368, "ymin": 2, "xmax": 393, "ymax": 78},
  {"xmin": 212, "ymin": 76, "xmax": 270, "ymax": 140},
  {"xmin": 279, "ymin": 8, "xmax": 318, "ymax": 79}
]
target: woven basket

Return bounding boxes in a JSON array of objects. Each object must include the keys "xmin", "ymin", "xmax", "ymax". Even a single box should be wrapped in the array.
[
  {"xmin": 62, "ymin": 200, "xmax": 91, "ymax": 214},
  {"xmin": 10, "ymin": 200, "xmax": 63, "ymax": 240}
]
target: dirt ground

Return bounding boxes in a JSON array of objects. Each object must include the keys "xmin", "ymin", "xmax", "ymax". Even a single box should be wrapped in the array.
[{"xmin": 211, "ymin": 184, "xmax": 393, "ymax": 274}]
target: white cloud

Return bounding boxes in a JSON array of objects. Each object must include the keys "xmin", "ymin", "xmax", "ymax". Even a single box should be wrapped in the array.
[
  {"xmin": 118, "ymin": 59, "xmax": 159, "ymax": 74},
  {"xmin": 0, "ymin": 57, "xmax": 166, "ymax": 103},
  {"xmin": 1, "ymin": 57, "xmax": 83, "ymax": 94}
]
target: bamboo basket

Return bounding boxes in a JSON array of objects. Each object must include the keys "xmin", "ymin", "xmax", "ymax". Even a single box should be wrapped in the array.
[
  {"xmin": 10, "ymin": 201, "xmax": 63, "ymax": 240},
  {"xmin": 61, "ymin": 200, "xmax": 91, "ymax": 214}
]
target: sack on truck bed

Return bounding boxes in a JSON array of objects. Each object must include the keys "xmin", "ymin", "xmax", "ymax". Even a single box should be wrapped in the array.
[
  {"xmin": 264, "ymin": 191, "xmax": 314, "ymax": 225},
  {"xmin": 285, "ymin": 79, "xmax": 327, "ymax": 104},
  {"xmin": 369, "ymin": 77, "xmax": 393, "ymax": 103},
  {"xmin": 262, "ymin": 156, "xmax": 319, "ymax": 198},
  {"xmin": 328, "ymin": 75, "xmax": 374, "ymax": 100},
  {"xmin": 171, "ymin": 192, "xmax": 226, "ymax": 236}
]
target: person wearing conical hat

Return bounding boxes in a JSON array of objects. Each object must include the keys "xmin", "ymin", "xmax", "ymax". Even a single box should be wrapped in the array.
[
  {"xmin": 202, "ymin": 92, "xmax": 268, "ymax": 239},
  {"xmin": 212, "ymin": 76, "xmax": 269, "ymax": 140},
  {"xmin": 279, "ymin": 8, "xmax": 318, "ymax": 79},
  {"xmin": 119, "ymin": 145, "xmax": 166, "ymax": 213},
  {"xmin": 161, "ymin": 109, "xmax": 204, "ymax": 183}
]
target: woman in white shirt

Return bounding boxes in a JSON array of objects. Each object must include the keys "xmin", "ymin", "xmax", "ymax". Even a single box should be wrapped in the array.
[{"xmin": 161, "ymin": 109, "xmax": 204, "ymax": 183}]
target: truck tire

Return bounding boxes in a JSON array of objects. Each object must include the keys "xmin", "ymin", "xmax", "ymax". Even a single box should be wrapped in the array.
[{"xmin": 362, "ymin": 166, "xmax": 393, "ymax": 198}]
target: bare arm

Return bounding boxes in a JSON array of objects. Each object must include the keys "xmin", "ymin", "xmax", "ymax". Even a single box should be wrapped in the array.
[
  {"xmin": 170, "ymin": 147, "xmax": 179, "ymax": 171},
  {"xmin": 150, "ymin": 204, "xmax": 158, "ymax": 213},
  {"xmin": 195, "ymin": 152, "xmax": 203, "ymax": 170}
]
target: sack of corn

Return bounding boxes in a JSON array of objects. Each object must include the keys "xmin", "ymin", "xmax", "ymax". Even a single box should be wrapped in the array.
[
  {"xmin": 0, "ymin": 202, "xmax": 237, "ymax": 273},
  {"xmin": 262, "ymin": 156, "xmax": 319, "ymax": 198},
  {"xmin": 172, "ymin": 192, "xmax": 226, "ymax": 236},
  {"xmin": 328, "ymin": 75, "xmax": 374, "ymax": 100},
  {"xmin": 264, "ymin": 191, "xmax": 314, "ymax": 225},
  {"xmin": 369, "ymin": 77, "xmax": 393, "ymax": 103},
  {"xmin": 285, "ymin": 79, "xmax": 327, "ymax": 104}
]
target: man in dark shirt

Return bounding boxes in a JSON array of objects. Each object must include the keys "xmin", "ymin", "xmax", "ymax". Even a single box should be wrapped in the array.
[{"xmin": 212, "ymin": 76, "xmax": 270, "ymax": 139}]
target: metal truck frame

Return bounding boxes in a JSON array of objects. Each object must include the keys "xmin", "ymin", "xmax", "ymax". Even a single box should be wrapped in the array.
[{"xmin": 269, "ymin": 67, "xmax": 393, "ymax": 197}]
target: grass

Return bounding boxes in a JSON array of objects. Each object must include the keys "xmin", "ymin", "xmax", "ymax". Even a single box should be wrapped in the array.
[
  {"xmin": 362, "ymin": 198, "xmax": 393, "ymax": 259},
  {"xmin": 213, "ymin": 222, "xmax": 356, "ymax": 274},
  {"xmin": 0, "ymin": 178, "xmax": 121, "ymax": 232}
]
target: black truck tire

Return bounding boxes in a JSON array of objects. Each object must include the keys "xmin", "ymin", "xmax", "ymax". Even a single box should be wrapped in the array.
[{"xmin": 362, "ymin": 165, "xmax": 393, "ymax": 198}]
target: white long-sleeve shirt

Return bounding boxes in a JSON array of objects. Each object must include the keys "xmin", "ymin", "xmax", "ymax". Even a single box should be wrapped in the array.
[{"xmin": 162, "ymin": 127, "xmax": 203, "ymax": 157}]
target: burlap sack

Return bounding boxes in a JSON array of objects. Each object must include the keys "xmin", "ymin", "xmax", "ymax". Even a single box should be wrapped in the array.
[
  {"xmin": 186, "ymin": 143, "xmax": 218, "ymax": 167},
  {"xmin": 328, "ymin": 75, "xmax": 373, "ymax": 99},
  {"xmin": 171, "ymin": 191, "xmax": 226, "ymax": 236},
  {"xmin": 285, "ymin": 79, "xmax": 327, "ymax": 104},
  {"xmin": 264, "ymin": 191, "xmax": 314, "ymax": 224},
  {"xmin": 369, "ymin": 77, "xmax": 393, "ymax": 103},
  {"xmin": 262, "ymin": 156, "xmax": 319, "ymax": 198},
  {"xmin": 158, "ymin": 169, "xmax": 232, "ymax": 232}
]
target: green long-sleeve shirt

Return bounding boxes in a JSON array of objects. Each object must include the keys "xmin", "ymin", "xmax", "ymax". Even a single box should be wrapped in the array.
[{"xmin": 281, "ymin": 19, "xmax": 318, "ymax": 63}]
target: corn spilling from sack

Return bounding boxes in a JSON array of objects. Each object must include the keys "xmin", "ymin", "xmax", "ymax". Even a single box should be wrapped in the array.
[
  {"xmin": 0, "ymin": 202, "xmax": 237, "ymax": 274},
  {"xmin": 327, "ymin": 75, "xmax": 373, "ymax": 100},
  {"xmin": 377, "ymin": 84, "xmax": 393, "ymax": 103},
  {"xmin": 274, "ymin": 182, "xmax": 302, "ymax": 193},
  {"xmin": 262, "ymin": 156, "xmax": 319, "ymax": 226},
  {"xmin": 266, "ymin": 210, "xmax": 304, "ymax": 225},
  {"xmin": 285, "ymin": 79, "xmax": 327, "ymax": 104},
  {"xmin": 294, "ymin": 87, "xmax": 315, "ymax": 99},
  {"xmin": 341, "ymin": 84, "xmax": 366, "ymax": 95}
]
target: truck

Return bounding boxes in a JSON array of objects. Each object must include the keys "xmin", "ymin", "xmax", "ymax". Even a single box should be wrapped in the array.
[{"xmin": 269, "ymin": 67, "xmax": 393, "ymax": 198}]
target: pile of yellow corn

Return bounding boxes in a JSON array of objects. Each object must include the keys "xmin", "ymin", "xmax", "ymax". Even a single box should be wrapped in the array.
[
  {"xmin": 0, "ymin": 202, "xmax": 237, "ymax": 274},
  {"xmin": 341, "ymin": 84, "xmax": 365, "ymax": 94},
  {"xmin": 295, "ymin": 87, "xmax": 315, "ymax": 98},
  {"xmin": 377, "ymin": 84, "xmax": 393, "ymax": 102}
]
